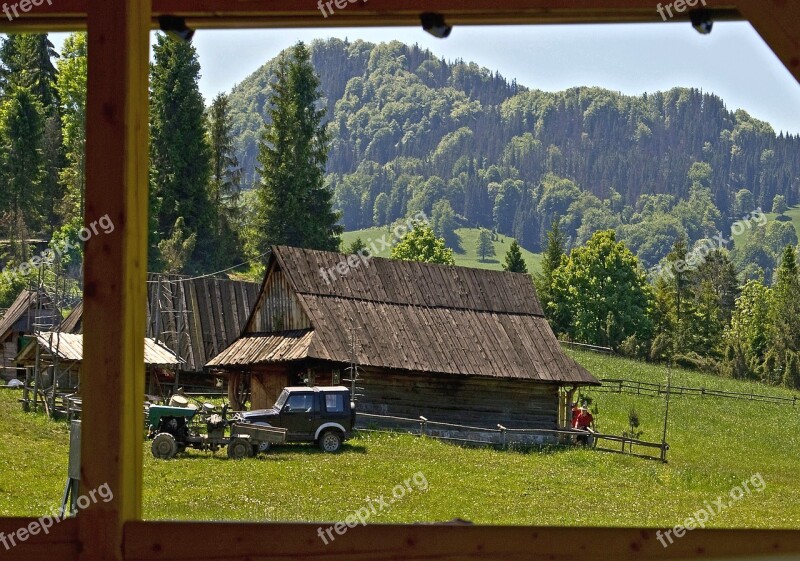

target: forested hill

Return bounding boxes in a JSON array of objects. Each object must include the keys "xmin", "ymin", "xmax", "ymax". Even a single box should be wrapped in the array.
[{"xmin": 227, "ymin": 38, "xmax": 800, "ymax": 263}]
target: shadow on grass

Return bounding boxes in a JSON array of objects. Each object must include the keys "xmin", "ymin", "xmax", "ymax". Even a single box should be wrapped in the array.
[{"xmin": 167, "ymin": 441, "xmax": 368, "ymax": 462}]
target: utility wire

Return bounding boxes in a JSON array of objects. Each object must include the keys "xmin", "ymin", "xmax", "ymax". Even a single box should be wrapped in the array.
[{"xmin": 145, "ymin": 251, "xmax": 270, "ymax": 283}]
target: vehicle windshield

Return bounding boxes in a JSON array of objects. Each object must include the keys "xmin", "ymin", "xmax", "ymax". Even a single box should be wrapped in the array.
[{"xmin": 274, "ymin": 389, "xmax": 290, "ymax": 409}]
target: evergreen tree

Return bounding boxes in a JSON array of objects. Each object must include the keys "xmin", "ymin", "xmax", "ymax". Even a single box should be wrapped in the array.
[
  {"xmin": 0, "ymin": 34, "xmax": 58, "ymax": 106},
  {"xmin": 535, "ymin": 219, "xmax": 565, "ymax": 326},
  {"xmin": 149, "ymin": 33, "xmax": 214, "ymax": 273},
  {"xmin": 253, "ymin": 42, "xmax": 340, "ymax": 257},
  {"xmin": 206, "ymin": 92, "xmax": 243, "ymax": 266},
  {"xmin": 0, "ymin": 34, "xmax": 62, "ymax": 237},
  {"xmin": 476, "ymin": 228, "xmax": 495, "ymax": 262},
  {"xmin": 765, "ymin": 245, "xmax": 800, "ymax": 386},
  {"xmin": 723, "ymin": 280, "xmax": 772, "ymax": 380},
  {"xmin": 502, "ymin": 240, "xmax": 528, "ymax": 273},
  {"xmin": 345, "ymin": 237, "xmax": 367, "ymax": 254},
  {"xmin": 772, "ymin": 194, "xmax": 788, "ymax": 215},
  {"xmin": 0, "ymin": 87, "xmax": 45, "ymax": 261}
]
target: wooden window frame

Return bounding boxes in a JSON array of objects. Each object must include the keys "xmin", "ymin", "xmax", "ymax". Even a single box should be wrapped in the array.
[{"xmin": 1, "ymin": 2, "xmax": 799, "ymax": 560}]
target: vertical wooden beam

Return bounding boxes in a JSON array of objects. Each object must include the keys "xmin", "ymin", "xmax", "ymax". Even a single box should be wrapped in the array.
[
  {"xmin": 81, "ymin": 1, "xmax": 150, "ymax": 560},
  {"xmin": 736, "ymin": 0, "xmax": 800, "ymax": 85}
]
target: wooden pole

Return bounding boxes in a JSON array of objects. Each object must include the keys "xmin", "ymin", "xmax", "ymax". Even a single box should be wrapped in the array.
[{"xmin": 80, "ymin": 0, "xmax": 150, "ymax": 560}]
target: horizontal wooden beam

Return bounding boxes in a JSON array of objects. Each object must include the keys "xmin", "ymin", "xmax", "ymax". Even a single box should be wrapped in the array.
[
  {"xmin": 0, "ymin": 0, "xmax": 741, "ymax": 32},
  {"xmin": 124, "ymin": 522, "xmax": 800, "ymax": 561},
  {"xmin": 0, "ymin": 517, "xmax": 78, "ymax": 561},
  {"xmin": 737, "ymin": 0, "xmax": 800, "ymax": 84}
]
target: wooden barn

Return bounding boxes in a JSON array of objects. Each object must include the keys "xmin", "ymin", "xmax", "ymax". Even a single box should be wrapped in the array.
[
  {"xmin": 56, "ymin": 274, "xmax": 263, "ymax": 390},
  {"xmin": 207, "ymin": 246, "xmax": 599, "ymax": 430},
  {"xmin": 0, "ymin": 289, "xmax": 59, "ymax": 381}
]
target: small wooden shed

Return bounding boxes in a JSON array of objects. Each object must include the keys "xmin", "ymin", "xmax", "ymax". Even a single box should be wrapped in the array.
[
  {"xmin": 16, "ymin": 332, "xmax": 183, "ymax": 392},
  {"xmin": 208, "ymin": 246, "xmax": 599, "ymax": 430}
]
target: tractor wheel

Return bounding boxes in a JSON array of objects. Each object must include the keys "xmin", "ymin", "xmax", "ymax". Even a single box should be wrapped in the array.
[
  {"xmin": 151, "ymin": 433, "xmax": 178, "ymax": 459},
  {"xmin": 318, "ymin": 430, "xmax": 343, "ymax": 453},
  {"xmin": 227, "ymin": 438, "xmax": 253, "ymax": 460}
]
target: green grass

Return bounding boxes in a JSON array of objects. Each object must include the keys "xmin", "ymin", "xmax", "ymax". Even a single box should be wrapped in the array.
[
  {"xmin": 2, "ymin": 352, "xmax": 800, "ymax": 526},
  {"xmin": 341, "ymin": 227, "xmax": 541, "ymax": 273},
  {"xmin": 731, "ymin": 204, "xmax": 800, "ymax": 248}
]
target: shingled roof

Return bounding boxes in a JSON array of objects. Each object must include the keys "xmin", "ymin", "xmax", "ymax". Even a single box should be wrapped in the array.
[{"xmin": 208, "ymin": 246, "xmax": 598, "ymax": 386}]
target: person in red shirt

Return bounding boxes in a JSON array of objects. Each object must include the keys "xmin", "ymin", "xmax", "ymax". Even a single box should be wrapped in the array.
[
  {"xmin": 573, "ymin": 406, "xmax": 594, "ymax": 445},
  {"xmin": 574, "ymin": 407, "xmax": 593, "ymax": 430}
]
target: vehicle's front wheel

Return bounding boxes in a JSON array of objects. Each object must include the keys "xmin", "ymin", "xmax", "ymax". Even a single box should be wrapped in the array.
[
  {"xmin": 318, "ymin": 430, "xmax": 343, "ymax": 453},
  {"xmin": 151, "ymin": 433, "xmax": 178, "ymax": 459},
  {"xmin": 227, "ymin": 438, "xmax": 253, "ymax": 460},
  {"xmin": 253, "ymin": 441, "xmax": 271, "ymax": 455}
]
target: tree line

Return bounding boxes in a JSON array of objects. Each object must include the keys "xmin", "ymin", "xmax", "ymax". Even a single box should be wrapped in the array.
[{"xmin": 0, "ymin": 33, "xmax": 339, "ymax": 307}]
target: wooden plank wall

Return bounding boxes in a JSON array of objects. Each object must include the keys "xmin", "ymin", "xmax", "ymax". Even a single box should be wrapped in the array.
[
  {"xmin": 247, "ymin": 270, "xmax": 311, "ymax": 333},
  {"xmin": 146, "ymin": 275, "xmax": 261, "ymax": 371},
  {"xmin": 357, "ymin": 368, "xmax": 560, "ymax": 429},
  {"xmin": 252, "ymin": 365, "xmax": 292, "ymax": 409}
]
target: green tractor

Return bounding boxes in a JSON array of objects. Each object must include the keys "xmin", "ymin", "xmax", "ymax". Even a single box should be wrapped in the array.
[{"xmin": 147, "ymin": 403, "xmax": 286, "ymax": 460}]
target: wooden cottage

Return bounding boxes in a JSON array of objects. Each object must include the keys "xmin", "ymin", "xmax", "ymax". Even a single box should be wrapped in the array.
[
  {"xmin": 0, "ymin": 289, "xmax": 59, "ymax": 381},
  {"xmin": 207, "ymin": 246, "xmax": 599, "ymax": 431}
]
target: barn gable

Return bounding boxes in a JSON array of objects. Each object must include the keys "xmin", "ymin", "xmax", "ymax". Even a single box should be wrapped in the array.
[{"xmin": 244, "ymin": 265, "xmax": 311, "ymax": 333}]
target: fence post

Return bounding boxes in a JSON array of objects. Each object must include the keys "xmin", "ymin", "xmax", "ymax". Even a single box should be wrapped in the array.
[
  {"xmin": 419, "ymin": 416, "xmax": 427, "ymax": 437},
  {"xmin": 497, "ymin": 424, "xmax": 507, "ymax": 449},
  {"xmin": 701, "ymin": 387, "xmax": 705, "ymax": 398}
]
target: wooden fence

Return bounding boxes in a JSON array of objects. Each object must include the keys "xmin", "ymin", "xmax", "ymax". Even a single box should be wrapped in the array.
[
  {"xmin": 595, "ymin": 378, "xmax": 799, "ymax": 406},
  {"xmin": 356, "ymin": 412, "xmax": 668, "ymax": 462}
]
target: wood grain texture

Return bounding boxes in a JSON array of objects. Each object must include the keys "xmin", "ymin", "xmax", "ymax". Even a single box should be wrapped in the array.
[
  {"xmin": 737, "ymin": 0, "xmax": 800, "ymax": 84},
  {"xmin": 123, "ymin": 521, "xmax": 800, "ymax": 561},
  {"xmin": 0, "ymin": 0, "xmax": 743, "ymax": 32},
  {"xmin": 79, "ymin": 1, "xmax": 151, "ymax": 560},
  {"xmin": 0, "ymin": 517, "xmax": 79, "ymax": 561}
]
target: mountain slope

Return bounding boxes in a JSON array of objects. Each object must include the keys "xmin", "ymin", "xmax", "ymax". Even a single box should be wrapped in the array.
[{"xmin": 227, "ymin": 38, "xmax": 800, "ymax": 269}]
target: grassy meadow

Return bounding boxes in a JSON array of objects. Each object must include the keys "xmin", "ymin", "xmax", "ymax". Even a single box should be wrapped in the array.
[
  {"xmin": 1, "ymin": 350, "xmax": 799, "ymax": 527},
  {"xmin": 341, "ymin": 227, "xmax": 542, "ymax": 273}
]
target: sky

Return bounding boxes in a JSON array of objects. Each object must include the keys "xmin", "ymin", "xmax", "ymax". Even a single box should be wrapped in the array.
[{"xmin": 50, "ymin": 21, "xmax": 800, "ymax": 135}]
